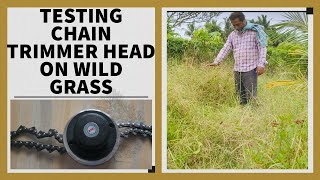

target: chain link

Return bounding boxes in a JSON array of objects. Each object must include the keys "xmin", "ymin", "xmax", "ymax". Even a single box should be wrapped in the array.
[
  {"xmin": 117, "ymin": 122, "xmax": 152, "ymax": 138},
  {"xmin": 11, "ymin": 140, "xmax": 66, "ymax": 154},
  {"xmin": 11, "ymin": 125, "xmax": 64, "ymax": 143},
  {"xmin": 11, "ymin": 122, "xmax": 152, "ymax": 154},
  {"xmin": 11, "ymin": 125, "xmax": 66, "ymax": 154}
]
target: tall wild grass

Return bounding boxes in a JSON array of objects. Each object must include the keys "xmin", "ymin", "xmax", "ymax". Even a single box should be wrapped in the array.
[{"xmin": 167, "ymin": 59, "xmax": 308, "ymax": 169}]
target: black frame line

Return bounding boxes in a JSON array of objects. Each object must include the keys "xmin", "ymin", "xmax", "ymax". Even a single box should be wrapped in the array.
[
  {"xmin": 167, "ymin": 10, "xmax": 308, "ymax": 13},
  {"xmin": 148, "ymin": 166, "xmax": 155, "ymax": 173},
  {"xmin": 307, "ymin": 7, "xmax": 313, "ymax": 14},
  {"xmin": 14, "ymin": 96, "xmax": 149, "ymax": 99}
]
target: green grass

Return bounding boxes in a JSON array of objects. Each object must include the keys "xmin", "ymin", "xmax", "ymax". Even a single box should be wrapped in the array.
[{"xmin": 167, "ymin": 59, "xmax": 308, "ymax": 169}]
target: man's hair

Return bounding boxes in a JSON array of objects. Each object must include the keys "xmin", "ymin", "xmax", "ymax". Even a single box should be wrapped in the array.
[{"xmin": 229, "ymin": 12, "xmax": 245, "ymax": 21}]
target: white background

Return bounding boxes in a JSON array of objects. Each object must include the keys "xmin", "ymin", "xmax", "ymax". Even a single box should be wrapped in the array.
[
  {"xmin": 7, "ymin": 7, "xmax": 155, "ymax": 173},
  {"xmin": 8, "ymin": 8, "xmax": 155, "ymax": 98}
]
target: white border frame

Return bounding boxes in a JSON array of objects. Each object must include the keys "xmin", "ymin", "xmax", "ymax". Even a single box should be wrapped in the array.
[
  {"xmin": 162, "ymin": 7, "xmax": 313, "ymax": 173},
  {"xmin": 7, "ymin": 7, "xmax": 156, "ymax": 173}
]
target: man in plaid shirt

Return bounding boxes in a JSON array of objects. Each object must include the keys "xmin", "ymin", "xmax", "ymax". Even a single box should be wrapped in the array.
[{"xmin": 208, "ymin": 12, "xmax": 267, "ymax": 105}]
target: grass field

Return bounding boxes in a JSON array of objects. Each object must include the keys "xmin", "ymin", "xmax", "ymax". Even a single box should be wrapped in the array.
[{"xmin": 167, "ymin": 59, "xmax": 308, "ymax": 169}]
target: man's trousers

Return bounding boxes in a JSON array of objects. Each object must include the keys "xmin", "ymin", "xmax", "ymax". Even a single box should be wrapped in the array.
[{"xmin": 234, "ymin": 68, "xmax": 257, "ymax": 105}]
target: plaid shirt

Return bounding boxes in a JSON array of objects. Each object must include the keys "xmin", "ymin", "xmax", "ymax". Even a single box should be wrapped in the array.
[{"xmin": 214, "ymin": 30, "xmax": 267, "ymax": 72}]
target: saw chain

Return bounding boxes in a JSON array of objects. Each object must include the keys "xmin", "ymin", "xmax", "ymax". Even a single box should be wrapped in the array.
[{"xmin": 11, "ymin": 109, "xmax": 152, "ymax": 166}]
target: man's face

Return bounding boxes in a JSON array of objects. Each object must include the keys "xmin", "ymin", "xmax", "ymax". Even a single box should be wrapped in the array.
[{"xmin": 231, "ymin": 18, "xmax": 246, "ymax": 31}]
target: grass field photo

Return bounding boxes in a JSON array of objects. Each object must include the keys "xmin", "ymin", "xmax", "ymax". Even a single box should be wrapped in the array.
[{"xmin": 165, "ymin": 10, "xmax": 311, "ymax": 170}]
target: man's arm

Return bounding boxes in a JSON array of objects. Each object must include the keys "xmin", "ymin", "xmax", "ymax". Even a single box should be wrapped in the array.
[
  {"xmin": 256, "ymin": 35, "xmax": 267, "ymax": 75},
  {"xmin": 208, "ymin": 33, "xmax": 233, "ymax": 66}
]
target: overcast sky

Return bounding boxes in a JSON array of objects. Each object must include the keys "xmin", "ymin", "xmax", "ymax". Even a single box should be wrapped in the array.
[{"xmin": 174, "ymin": 12, "xmax": 302, "ymax": 39}]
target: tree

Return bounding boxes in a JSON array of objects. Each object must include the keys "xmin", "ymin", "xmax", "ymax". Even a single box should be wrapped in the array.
[
  {"xmin": 204, "ymin": 19, "xmax": 222, "ymax": 34},
  {"xmin": 249, "ymin": 18, "xmax": 256, "ymax": 23},
  {"xmin": 267, "ymin": 27, "xmax": 287, "ymax": 47},
  {"xmin": 271, "ymin": 12, "xmax": 307, "ymax": 44},
  {"xmin": 256, "ymin": 15, "xmax": 271, "ymax": 30},
  {"xmin": 167, "ymin": 12, "xmax": 221, "ymax": 29},
  {"xmin": 222, "ymin": 17, "xmax": 233, "ymax": 40},
  {"xmin": 185, "ymin": 22, "xmax": 197, "ymax": 38},
  {"xmin": 250, "ymin": 15, "xmax": 271, "ymax": 30},
  {"xmin": 270, "ymin": 12, "xmax": 308, "ymax": 73},
  {"xmin": 167, "ymin": 16, "xmax": 180, "ymax": 38}
]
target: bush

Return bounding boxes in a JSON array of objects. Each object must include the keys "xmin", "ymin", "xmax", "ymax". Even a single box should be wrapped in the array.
[
  {"xmin": 185, "ymin": 29, "xmax": 223, "ymax": 63},
  {"xmin": 167, "ymin": 30, "xmax": 308, "ymax": 76},
  {"xmin": 167, "ymin": 28, "xmax": 224, "ymax": 64},
  {"xmin": 267, "ymin": 42, "xmax": 306, "ymax": 74},
  {"xmin": 167, "ymin": 34, "xmax": 189, "ymax": 61}
]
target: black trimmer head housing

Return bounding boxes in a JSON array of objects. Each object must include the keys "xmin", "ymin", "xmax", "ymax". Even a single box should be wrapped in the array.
[{"xmin": 63, "ymin": 109, "xmax": 120, "ymax": 166}]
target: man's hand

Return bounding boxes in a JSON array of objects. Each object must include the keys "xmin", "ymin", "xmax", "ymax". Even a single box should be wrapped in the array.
[
  {"xmin": 207, "ymin": 62, "xmax": 219, "ymax": 67},
  {"xmin": 256, "ymin": 66, "xmax": 265, "ymax": 76}
]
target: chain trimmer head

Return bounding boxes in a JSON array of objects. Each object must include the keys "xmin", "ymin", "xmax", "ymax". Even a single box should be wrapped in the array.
[
  {"xmin": 11, "ymin": 109, "xmax": 152, "ymax": 166},
  {"xmin": 63, "ymin": 109, "xmax": 120, "ymax": 166}
]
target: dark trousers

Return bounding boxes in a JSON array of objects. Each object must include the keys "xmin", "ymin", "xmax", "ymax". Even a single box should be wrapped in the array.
[{"xmin": 234, "ymin": 68, "xmax": 257, "ymax": 105}]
